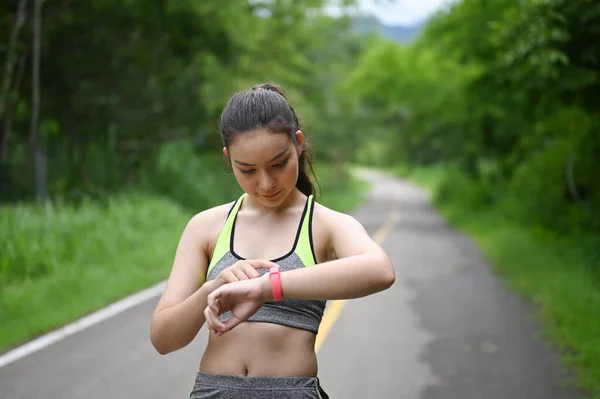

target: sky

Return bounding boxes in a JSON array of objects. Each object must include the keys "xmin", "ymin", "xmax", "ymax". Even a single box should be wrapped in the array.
[{"xmin": 355, "ymin": 0, "xmax": 453, "ymax": 25}]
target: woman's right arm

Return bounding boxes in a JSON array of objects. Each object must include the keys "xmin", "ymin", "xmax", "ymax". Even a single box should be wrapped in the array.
[{"xmin": 150, "ymin": 212, "xmax": 217, "ymax": 355}]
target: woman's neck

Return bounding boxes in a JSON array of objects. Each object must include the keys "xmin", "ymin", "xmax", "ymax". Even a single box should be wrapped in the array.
[{"xmin": 245, "ymin": 189, "xmax": 305, "ymax": 216}]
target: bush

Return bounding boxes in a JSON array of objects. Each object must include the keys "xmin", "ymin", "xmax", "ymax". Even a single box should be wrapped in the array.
[
  {"xmin": 143, "ymin": 140, "xmax": 243, "ymax": 212},
  {"xmin": 506, "ymin": 107, "xmax": 598, "ymax": 233},
  {"xmin": 0, "ymin": 194, "xmax": 188, "ymax": 287},
  {"xmin": 434, "ymin": 165, "xmax": 492, "ymax": 209}
]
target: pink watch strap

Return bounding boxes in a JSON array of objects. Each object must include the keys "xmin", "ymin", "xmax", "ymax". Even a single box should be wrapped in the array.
[{"xmin": 269, "ymin": 265, "xmax": 284, "ymax": 301}]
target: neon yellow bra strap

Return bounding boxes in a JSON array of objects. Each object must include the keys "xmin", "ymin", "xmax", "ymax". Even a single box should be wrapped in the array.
[
  {"xmin": 207, "ymin": 193, "xmax": 247, "ymax": 275},
  {"xmin": 295, "ymin": 195, "xmax": 317, "ymax": 267}
]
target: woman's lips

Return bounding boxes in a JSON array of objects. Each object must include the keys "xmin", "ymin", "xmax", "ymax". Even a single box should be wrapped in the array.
[{"xmin": 262, "ymin": 190, "xmax": 281, "ymax": 199}]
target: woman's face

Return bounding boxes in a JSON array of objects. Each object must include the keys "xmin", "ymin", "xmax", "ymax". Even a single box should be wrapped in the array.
[{"xmin": 226, "ymin": 129, "xmax": 303, "ymax": 208}]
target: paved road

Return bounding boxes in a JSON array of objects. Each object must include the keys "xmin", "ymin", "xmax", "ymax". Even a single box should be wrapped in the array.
[{"xmin": 0, "ymin": 171, "xmax": 584, "ymax": 398}]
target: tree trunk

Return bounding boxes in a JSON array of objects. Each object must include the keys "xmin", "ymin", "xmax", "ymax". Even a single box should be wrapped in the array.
[
  {"xmin": 29, "ymin": 0, "xmax": 46, "ymax": 203},
  {"xmin": 1, "ymin": 53, "xmax": 28, "ymax": 166},
  {"xmin": 0, "ymin": 0, "xmax": 29, "ymax": 121}
]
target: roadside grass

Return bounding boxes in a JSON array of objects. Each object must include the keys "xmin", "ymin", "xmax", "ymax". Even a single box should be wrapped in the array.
[
  {"xmin": 316, "ymin": 163, "xmax": 370, "ymax": 213},
  {"xmin": 0, "ymin": 194, "xmax": 190, "ymax": 354}
]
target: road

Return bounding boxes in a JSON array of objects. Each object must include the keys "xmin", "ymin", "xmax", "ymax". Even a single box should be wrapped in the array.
[{"xmin": 0, "ymin": 170, "xmax": 584, "ymax": 398}]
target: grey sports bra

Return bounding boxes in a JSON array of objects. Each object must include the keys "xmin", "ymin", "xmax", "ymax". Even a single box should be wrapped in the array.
[{"xmin": 206, "ymin": 193, "xmax": 327, "ymax": 334}]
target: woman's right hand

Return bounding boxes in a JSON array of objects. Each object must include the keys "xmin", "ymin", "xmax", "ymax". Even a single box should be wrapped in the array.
[
  {"xmin": 210, "ymin": 259, "xmax": 274, "ymax": 292},
  {"xmin": 203, "ymin": 259, "xmax": 277, "ymax": 335}
]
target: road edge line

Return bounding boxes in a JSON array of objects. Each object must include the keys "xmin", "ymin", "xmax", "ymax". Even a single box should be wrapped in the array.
[{"xmin": 0, "ymin": 281, "xmax": 166, "ymax": 368}]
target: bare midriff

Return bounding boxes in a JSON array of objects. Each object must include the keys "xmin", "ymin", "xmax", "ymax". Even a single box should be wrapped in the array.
[{"xmin": 199, "ymin": 322, "xmax": 318, "ymax": 377}]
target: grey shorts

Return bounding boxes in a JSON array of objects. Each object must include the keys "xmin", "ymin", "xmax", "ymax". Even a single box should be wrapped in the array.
[{"xmin": 189, "ymin": 371, "xmax": 329, "ymax": 399}]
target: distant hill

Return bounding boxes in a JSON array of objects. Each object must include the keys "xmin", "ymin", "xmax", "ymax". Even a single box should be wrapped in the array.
[
  {"xmin": 352, "ymin": 15, "xmax": 425, "ymax": 43},
  {"xmin": 382, "ymin": 23, "xmax": 425, "ymax": 43}
]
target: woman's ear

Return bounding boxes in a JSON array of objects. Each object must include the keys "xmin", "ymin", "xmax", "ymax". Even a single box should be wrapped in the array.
[
  {"xmin": 294, "ymin": 130, "xmax": 304, "ymax": 151},
  {"xmin": 223, "ymin": 147, "xmax": 232, "ymax": 166}
]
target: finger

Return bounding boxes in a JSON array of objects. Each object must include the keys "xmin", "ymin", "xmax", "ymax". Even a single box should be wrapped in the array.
[
  {"xmin": 209, "ymin": 290, "xmax": 228, "ymax": 316},
  {"xmin": 207, "ymin": 291, "xmax": 220, "ymax": 314},
  {"xmin": 204, "ymin": 307, "xmax": 218, "ymax": 333},
  {"xmin": 211, "ymin": 311, "xmax": 225, "ymax": 332},
  {"xmin": 241, "ymin": 263, "xmax": 261, "ymax": 279},
  {"xmin": 231, "ymin": 267, "xmax": 249, "ymax": 281},
  {"xmin": 222, "ymin": 315, "xmax": 243, "ymax": 333},
  {"xmin": 204, "ymin": 306, "xmax": 225, "ymax": 332},
  {"xmin": 247, "ymin": 259, "xmax": 277, "ymax": 270},
  {"xmin": 221, "ymin": 270, "xmax": 238, "ymax": 284}
]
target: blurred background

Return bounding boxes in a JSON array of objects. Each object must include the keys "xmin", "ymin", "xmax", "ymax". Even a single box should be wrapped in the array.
[{"xmin": 1, "ymin": 0, "xmax": 599, "ymax": 395}]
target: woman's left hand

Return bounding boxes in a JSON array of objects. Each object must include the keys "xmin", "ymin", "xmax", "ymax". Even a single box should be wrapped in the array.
[{"xmin": 204, "ymin": 275, "xmax": 269, "ymax": 335}]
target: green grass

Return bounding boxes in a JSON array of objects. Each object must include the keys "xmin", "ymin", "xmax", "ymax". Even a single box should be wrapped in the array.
[
  {"xmin": 316, "ymin": 162, "xmax": 370, "ymax": 212},
  {"xmin": 394, "ymin": 165, "xmax": 600, "ymax": 398},
  {"xmin": 0, "ymin": 163, "xmax": 366, "ymax": 355},
  {"xmin": 0, "ymin": 194, "xmax": 191, "ymax": 354}
]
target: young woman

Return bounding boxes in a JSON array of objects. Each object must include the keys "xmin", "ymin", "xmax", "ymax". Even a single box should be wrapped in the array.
[{"xmin": 150, "ymin": 83, "xmax": 396, "ymax": 398}]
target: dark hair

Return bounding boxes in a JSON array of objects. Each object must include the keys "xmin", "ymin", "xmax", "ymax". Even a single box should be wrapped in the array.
[{"xmin": 218, "ymin": 82, "xmax": 320, "ymax": 198}]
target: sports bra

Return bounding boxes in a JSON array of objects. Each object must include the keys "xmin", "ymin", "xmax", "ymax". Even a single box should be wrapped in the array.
[{"xmin": 206, "ymin": 193, "xmax": 326, "ymax": 334}]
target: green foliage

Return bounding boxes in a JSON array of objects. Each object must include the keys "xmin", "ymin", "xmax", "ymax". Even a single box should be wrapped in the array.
[
  {"xmin": 506, "ymin": 107, "xmax": 599, "ymax": 231},
  {"xmin": 315, "ymin": 163, "xmax": 370, "ymax": 211},
  {"xmin": 143, "ymin": 141, "xmax": 242, "ymax": 212},
  {"xmin": 0, "ymin": 194, "xmax": 187, "ymax": 287},
  {"xmin": 0, "ymin": 193, "xmax": 190, "ymax": 352},
  {"xmin": 346, "ymin": 0, "xmax": 600, "ymax": 234},
  {"xmin": 0, "ymin": 0, "xmax": 364, "ymax": 202}
]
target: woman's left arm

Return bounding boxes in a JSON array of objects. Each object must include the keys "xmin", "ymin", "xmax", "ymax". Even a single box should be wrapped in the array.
[{"xmin": 269, "ymin": 212, "xmax": 395, "ymax": 301}]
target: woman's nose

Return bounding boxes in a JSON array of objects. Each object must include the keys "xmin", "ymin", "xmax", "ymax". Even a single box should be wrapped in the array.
[{"xmin": 259, "ymin": 171, "xmax": 276, "ymax": 191}]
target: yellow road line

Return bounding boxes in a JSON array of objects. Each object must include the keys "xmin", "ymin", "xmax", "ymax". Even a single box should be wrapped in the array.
[
  {"xmin": 315, "ymin": 208, "xmax": 400, "ymax": 352},
  {"xmin": 314, "ymin": 300, "xmax": 346, "ymax": 352}
]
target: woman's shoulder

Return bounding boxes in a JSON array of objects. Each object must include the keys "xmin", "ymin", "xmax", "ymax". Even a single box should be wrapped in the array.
[
  {"xmin": 183, "ymin": 199, "xmax": 238, "ymax": 237},
  {"xmin": 312, "ymin": 200, "xmax": 364, "ymax": 234},
  {"xmin": 311, "ymin": 200, "xmax": 368, "ymax": 261}
]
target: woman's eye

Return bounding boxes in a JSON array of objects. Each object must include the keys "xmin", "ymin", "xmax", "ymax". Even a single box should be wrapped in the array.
[
  {"xmin": 273, "ymin": 159, "xmax": 288, "ymax": 168},
  {"xmin": 240, "ymin": 169, "xmax": 255, "ymax": 175}
]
